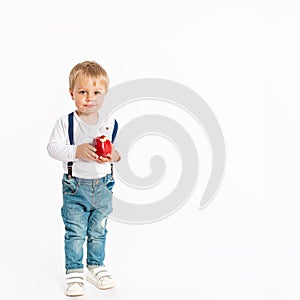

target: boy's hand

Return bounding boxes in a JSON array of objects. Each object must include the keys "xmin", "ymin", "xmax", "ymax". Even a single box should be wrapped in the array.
[
  {"xmin": 98, "ymin": 153, "xmax": 113, "ymax": 163},
  {"xmin": 75, "ymin": 143, "xmax": 98, "ymax": 161},
  {"xmin": 97, "ymin": 148, "xmax": 121, "ymax": 163}
]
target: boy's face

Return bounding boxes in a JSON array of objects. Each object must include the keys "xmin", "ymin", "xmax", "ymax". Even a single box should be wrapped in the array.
[{"xmin": 70, "ymin": 75, "xmax": 106, "ymax": 115}]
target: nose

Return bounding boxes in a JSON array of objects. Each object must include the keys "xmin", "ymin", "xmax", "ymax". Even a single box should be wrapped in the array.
[{"xmin": 86, "ymin": 93, "xmax": 95, "ymax": 102}]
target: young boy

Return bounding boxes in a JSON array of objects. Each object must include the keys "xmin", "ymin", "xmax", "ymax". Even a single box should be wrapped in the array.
[{"xmin": 47, "ymin": 61, "xmax": 120, "ymax": 296}]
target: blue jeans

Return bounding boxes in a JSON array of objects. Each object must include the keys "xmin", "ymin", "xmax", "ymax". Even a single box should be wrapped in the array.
[{"xmin": 61, "ymin": 174, "xmax": 114, "ymax": 272}]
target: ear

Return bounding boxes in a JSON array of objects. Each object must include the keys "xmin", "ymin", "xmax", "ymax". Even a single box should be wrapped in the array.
[{"xmin": 69, "ymin": 88, "xmax": 75, "ymax": 100}]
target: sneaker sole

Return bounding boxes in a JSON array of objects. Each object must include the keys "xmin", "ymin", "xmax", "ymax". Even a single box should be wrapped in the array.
[{"xmin": 65, "ymin": 291, "xmax": 84, "ymax": 297}]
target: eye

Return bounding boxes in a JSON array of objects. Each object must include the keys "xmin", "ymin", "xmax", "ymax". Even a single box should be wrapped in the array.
[
  {"xmin": 79, "ymin": 91, "xmax": 86, "ymax": 94},
  {"xmin": 95, "ymin": 91, "xmax": 104, "ymax": 95}
]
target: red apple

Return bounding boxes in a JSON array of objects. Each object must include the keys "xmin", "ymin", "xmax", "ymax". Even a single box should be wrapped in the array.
[{"xmin": 94, "ymin": 135, "xmax": 112, "ymax": 158}]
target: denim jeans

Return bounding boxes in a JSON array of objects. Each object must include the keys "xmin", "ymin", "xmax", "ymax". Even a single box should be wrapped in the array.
[{"xmin": 61, "ymin": 174, "xmax": 114, "ymax": 271}]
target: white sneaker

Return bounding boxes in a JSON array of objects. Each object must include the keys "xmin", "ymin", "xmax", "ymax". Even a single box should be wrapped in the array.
[
  {"xmin": 65, "ymin": 272, "xmax": 84, "ymax": 297},
  {"xmin": 86, "ymin": 266, "xmax": 115, "ymax": 290}
]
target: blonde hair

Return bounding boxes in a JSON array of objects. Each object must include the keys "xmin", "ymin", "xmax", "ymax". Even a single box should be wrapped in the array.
[{"xmin": 69, "ymin": 61, "xmax": 109, "ymax": 91}]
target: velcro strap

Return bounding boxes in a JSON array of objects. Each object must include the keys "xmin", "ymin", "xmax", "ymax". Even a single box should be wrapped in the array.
[
  {"xmin": 93, "ymin": 268, "xmax": 112, "ymax": 279},
  {"xmin": 66, "ymin": 272, "xmax": 84, "ymax": 284},
  {"xmin": 66, "ymin": 277, "xmax": 84, "ymax": 284}
]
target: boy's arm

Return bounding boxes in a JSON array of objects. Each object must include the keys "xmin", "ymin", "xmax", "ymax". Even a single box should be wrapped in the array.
[
  {"xmin": 47, "ymin": 117, "xmax": 78, "ymax": 162},
  {"xmin": 112, "ymin": 148, "xmax": 121, "ymax": 162}
]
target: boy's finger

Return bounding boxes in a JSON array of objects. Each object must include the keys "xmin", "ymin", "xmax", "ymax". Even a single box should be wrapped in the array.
[
  {"xmin": 88, "ymin": 151, "xmax": 98, "ymax": 160},
  {"xmin": 88, "ymin": 144, "xmax": 97, "ymax": 152},
  {"xmin": 99, "ymin": 156, "xmax": 109, "ymax": 162}
]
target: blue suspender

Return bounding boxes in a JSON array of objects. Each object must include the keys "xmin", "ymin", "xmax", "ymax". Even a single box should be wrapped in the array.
[
  {"xmin": 68, "ymin": 112, "xmax": 75, "ymax": 145},
  {"xmin": 110, "ymin": 120, "xmax": 118, "ymax": 176},
  {"xmin": 67, "ymin": 112, "xmax": 118, "ymax": 178},
  {"xmin": 67, "ymin": 112, "xmax": 74, "ymax": 179},
  {"xmin": 111, "ymin": 119, "xmax": 118, "ymax": 143}
]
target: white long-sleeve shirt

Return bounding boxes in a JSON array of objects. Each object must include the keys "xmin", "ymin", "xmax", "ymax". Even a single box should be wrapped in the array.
[{"xmin": 47, "ymin": 110, "xmax": 118, "ymax": 179}]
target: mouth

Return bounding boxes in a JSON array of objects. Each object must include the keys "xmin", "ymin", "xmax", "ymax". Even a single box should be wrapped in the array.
[{"xmin": 84, "ymin": 105, "xmax": 95, "ymax": 108}]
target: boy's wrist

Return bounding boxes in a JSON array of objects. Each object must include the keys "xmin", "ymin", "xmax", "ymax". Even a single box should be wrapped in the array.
[{"xmin": 112, "ymin": 149, "xmax": 121, "ymax": 162}]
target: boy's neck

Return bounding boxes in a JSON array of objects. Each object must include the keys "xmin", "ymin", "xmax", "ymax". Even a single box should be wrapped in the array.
[{"xmin": 76, "ymin": 110, "xmax": 99, "ymax": 125}]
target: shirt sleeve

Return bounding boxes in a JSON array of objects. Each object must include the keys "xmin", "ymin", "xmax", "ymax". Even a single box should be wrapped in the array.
[{"xmin": 47, "ymin": 116, "xmax": 78, "ymax": 162}]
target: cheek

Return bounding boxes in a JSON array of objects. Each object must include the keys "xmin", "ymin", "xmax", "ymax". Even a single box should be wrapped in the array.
[
  {"xmin": 75, "ymin": 95, "xmax": 85, "ymax": 102},
  {"xmin": 75, "ymin": 98, "xmax": 85, "ymax": 107},
  {"xmin": 96, "ymin": 96, "xmax": 105, "ymax": 107}
]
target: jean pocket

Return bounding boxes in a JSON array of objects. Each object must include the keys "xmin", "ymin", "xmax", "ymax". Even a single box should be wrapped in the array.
[{"xmin": 62, "ymin": 177, "xmax": 79, "ymax": 195}]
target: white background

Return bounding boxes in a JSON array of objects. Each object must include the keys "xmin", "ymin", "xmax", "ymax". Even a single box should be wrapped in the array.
[{"xmin": 0, "ymin": 0, "xmax": 298, "ymax": 299}]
